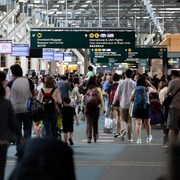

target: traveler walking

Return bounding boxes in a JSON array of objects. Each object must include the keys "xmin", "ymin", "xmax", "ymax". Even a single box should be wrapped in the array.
[
  {"xmin": 0, "ymin": 70, "xmax": 11, "ymax": 100},
  {"xmin": 61, "ymin": 97, "xmax": 79, "ymax": 145},
  {"xmin": 102, "ymin": 75, "xmax": 112, "ymax": 113},
  {"xmin": 113, "ymin": 69, "xmax": 136, "ymax": 142},
  {"xmin": 166, "ymin": 70, "xmax": 180, "ymax": 144},
  {"xmin": 131, "ymin": 77, "xmax": 156, "ymax": 144},
  {"xmin": 57, "ymin": 75, "xmax": 72, "ymax": 101},
  {"xmin": 37, "ymin": 75, "xmax": 62, "ymax": 139},
  {"xmin": 84, "ymin": 77, "xmax": 105, "ymax": 143},
  {"xmin": 0, "ymin": 82, "xmax": 21, "ymax": 180},
  {"xmin": 7, "ymin": 64, "xmax": 34, "ymax": 156},
  {"xmin": 109, "ymin": 73, "xmax": 122, "ymax": 138},
  {"xmin": 159, "ymin": 75, "xmax": 172, "ymax": 146}
]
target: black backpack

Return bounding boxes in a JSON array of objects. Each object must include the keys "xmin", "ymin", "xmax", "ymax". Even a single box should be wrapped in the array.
[{"xmin": 41, "ymin": 88, "xmax": 56, "ymax": 113}]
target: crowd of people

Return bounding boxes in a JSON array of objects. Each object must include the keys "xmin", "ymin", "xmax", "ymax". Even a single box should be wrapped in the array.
[{"xmin": 0, "ymin": 64, "xmax": 180, "ymax": 179}]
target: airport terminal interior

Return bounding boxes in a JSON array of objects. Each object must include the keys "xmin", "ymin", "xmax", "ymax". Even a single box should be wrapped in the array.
[{"xmin": 1, "ymin": 1, "xmax": 180, "ymax": 180}]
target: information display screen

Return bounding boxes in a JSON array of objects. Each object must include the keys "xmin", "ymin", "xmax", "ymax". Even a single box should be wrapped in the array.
[
  {"xmin": 0, "ymin": 42, "xmax": 12, "ymax": 54},
  {"xmin": 11, "ymin": 45, "xmax": 29, "ymax": 56},
  {"xmin": 40, "ymin": 51, "xmax": 54, "ymax": 60},
  {"xmin": 64, "ymin": 52, "xmax": 72, "ymax": 62},
  {"xmin": 54, "ymin": 52, "xmax": 64, "ymax": 61}
]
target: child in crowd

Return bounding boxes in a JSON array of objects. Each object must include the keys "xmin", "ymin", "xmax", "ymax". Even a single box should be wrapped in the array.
[{"xmin": 61, "ymin": 97, "xmax": 79, "ymax": 145}]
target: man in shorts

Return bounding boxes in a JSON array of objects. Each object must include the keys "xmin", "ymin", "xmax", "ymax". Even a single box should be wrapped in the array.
[
  {"xmin": 113, "ymin": 69, "xmax": 136, "ymax": 142},
  {"xmin": 166, "ymin": 70, "xmax": 180, "ymax": 144}
]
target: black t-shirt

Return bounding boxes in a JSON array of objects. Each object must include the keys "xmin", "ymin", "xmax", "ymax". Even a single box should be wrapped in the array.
[{"xmin": 61, "ymin": 106, "xmax": 76, "ymax": 124}]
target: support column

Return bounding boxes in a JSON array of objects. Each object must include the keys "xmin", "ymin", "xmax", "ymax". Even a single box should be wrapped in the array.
[
  {"xmin": 84, "ymin": 49, "xmax": 90, "ymax": 75},
  {"xmin": 51, "ymin": 61, "xmax": 56, "ymax": 74},
  {"xmin": 31, "ymin": 58, "xmax": 39, "ymax": 75},
  {"xmin": 40, "ymin": 59, "xmax": 48, "ymax": 74},
  {"xmin": 6, "ymin": 54, "xmax": 15, "ymax": 68},
  {"xmin": 20, "ymin": 57, "xmax": 28, "ymax": 76},
  {"xmin": 58, "ymin": 63, "xmax": 64, "ymax": 75}
]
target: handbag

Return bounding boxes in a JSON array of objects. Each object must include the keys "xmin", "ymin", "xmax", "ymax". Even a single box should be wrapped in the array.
[
  {"xmin": 162, "ymin": 95, "xmax": 172, "ymax": 107},
  {"xmin": 104, "ymin": 107, "xmax": 113, "ymax": 134},
  {"xmin": 162, "ymin": 88, "xmax": 180, "ymax": 107},
  {"xmin": 31, "ymin": 98, "xmax": 45, "ymax": 122}
]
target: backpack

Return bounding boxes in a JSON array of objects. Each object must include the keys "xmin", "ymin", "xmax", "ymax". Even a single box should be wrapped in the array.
[
  {"xmin": 41, "ymin": 88, "xmax": 56, "ymax": 113},
  {"xmin": 31, "ymin": 98, "xmax": 45, "ymax": 122},
  {"xmin": 109, "ymin": 83, "xmax": 120, "ymax": 106},
  {"xmin": 84, "ymin": 88, "xmax": 101, "ymax": 108},
  {"xmin": 134, "ymin": 86, "xmax": 147, "ymax": 110}
]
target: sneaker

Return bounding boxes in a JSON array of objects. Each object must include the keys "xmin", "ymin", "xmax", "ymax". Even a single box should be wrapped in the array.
[
  {"xmin": 146, "ymin": 135, "xmax": 153, "ymax": 143},
  {"xmin": 128, "ymin": 138, "xmax": 134, "ymax": 142},
  {"xmin": 120, "ymin": 130, "xmax": 126, "ymax": 141},
  {"xmin": 69, "ymin": 138, "xmax": 74, "ymax": 145},
  {"xmin": 114, "ymin": 133, "xmax": 120, "ymax": 138},
  {"xmin": 87, "ymin": 138, "xmax": 91, "ymax": 143},
  {"xmin": 136, "ymin": 138, "xmax": 142, "ymax": 144}
]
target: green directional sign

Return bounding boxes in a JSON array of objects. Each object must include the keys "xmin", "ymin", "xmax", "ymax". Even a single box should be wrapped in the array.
[
  {"xmin": 90, "ymin": 48, "xmax": 127, "ymax": 65},
  {"xmin": 126, "ymin": 48, "xmax": 167, "ymax": 60},
  {"xmin": 30, "ymin": 29, "xmax": 135, "ymax": 49},
  {"xmin": 90, "ymin": 48, "xmax": 167, "ymax": 65}
]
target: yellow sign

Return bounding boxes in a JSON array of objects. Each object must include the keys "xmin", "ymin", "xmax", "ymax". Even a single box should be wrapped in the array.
[
  {"xmin": 94, "ymin": 33, "xmax": 99, "ymax": 38},
  {"xmin": 89, "ymin": 33, "xmax": 94, "ymax": 38},
  {"xmin": 37, "ymin": 33, "xmax": 42, "ymax": 39},
  {"xmin": 64, "ymin": 65, "xmax": 77, "ymax": 71}
]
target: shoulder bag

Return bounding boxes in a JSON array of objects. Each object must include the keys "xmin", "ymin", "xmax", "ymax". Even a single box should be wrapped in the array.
[{"xmin": 162, "ymin": 88, "xmax": 180, "ymax": 107}]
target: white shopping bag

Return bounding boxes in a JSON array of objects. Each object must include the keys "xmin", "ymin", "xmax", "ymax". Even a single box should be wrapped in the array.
[{"xmin": 104, "ymin": 117, "xmax": 113, "ymax": 134}]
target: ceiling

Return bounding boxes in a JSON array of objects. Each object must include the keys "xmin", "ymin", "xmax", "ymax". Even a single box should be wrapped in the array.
[
  {"xmin": 43, "ymin": 0, "xmax": 180, "ymax": 36},
  {"xmin": 0, "ymin": 0, "xmax": 179, "ymax": 44}
]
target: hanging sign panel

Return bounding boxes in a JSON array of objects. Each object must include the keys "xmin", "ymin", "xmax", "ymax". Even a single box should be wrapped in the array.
[
  {"xmin": 90, "ymin": 48, "xmax": 127, "ymax": 65},
  {"xmin": 30, "ymin": 28, "xmax": 135, "ymax": 49},
  {"xmin": 90, "ymin": 48, "xmax": 167, "ymax": 65},
  {"xmin": 126, "ymin": 48, "xmax": 167, "ymax": 59}
]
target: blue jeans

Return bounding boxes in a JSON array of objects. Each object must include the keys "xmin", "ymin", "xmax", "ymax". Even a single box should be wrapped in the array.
[
  {"xmin": 43, "ymin": 111, "xmax": 58, "ymax": 139},
  {"xmin": 103, "ymin": 95, "xmax": 110, "ymax": 112}
]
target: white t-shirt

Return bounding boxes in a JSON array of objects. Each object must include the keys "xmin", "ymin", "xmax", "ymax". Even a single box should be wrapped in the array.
[{"xmin": 10, "ymin": 77, "xmax": 32, "ymax": 113}]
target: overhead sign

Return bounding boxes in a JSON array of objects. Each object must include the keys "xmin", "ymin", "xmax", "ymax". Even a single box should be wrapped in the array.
[
  {"xmin": 90, "ymin": 48, "xmax": 167, "ymax": 65},
  {"xmin": 90, "ymin": 48, "xmax": 126, "ymax": 65},
  {"xmin": 11, "ymin": 44, "xmax": 29, "ymax": 56},
  {"xmin": 126, "ymin": 48, "xmax": 167, "ymax": 60},
  {"xmin": 30, "ymin": 28, "xmax": 135, "ymax": 49},
  {"xmin": 40, "ymin": 50, "xmax": 54, "ymax": 60}
]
